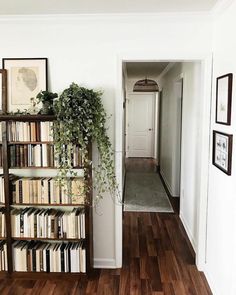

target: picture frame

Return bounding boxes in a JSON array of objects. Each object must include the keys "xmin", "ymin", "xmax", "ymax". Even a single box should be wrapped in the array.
[
  {"xmin": 0, "ymin": 69, "xmax": 7, "ymax": 113},
  {"xmin": 2, "ymin": 58, "xmax": 48, "ymax": 112},
  {"xmin": 213, "ymin": 130, "xmax": 233, "ymax": 175},
  {"xmin": 216, "ymin": 73, "xmax": 233, "ymax": 125}
]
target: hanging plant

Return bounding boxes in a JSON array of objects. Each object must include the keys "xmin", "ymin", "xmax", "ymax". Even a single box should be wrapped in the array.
[{"xmin": 53, "ymin": 83, "xmax": 118, "ymax": 205}]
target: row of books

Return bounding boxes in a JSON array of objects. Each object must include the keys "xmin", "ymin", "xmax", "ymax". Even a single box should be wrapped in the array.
[
  {"xmin": 0, "ymin": 241, "xmax": 7, "ymax": 271},
  {"xmin": 11, "ymin": 208, "xmax": 85, "ymax": 239},
  {"xmin": 13, "ymin": 241, "xmax": 86, "ymax": 273},
  {"xmin": 0, "ymin": 176, "xmax": 5, "ymax": 203},
  {"xmin": 9, "ymin": 144, "xmax": 83, "ymax": 168},
  {"xmin": 9, "ymin": 144, "xmax": 56, "ymax": 168},
  {"xmin": 8, "ymin": 121, "xmax": 54, "ymax": 142},
  {"xmin": 12, "ymin": 178, "xmax": 85, "ymax": 205},
  {"xmin": 0, "ymin": 208, "xmax": 5, "ymax": 237}
]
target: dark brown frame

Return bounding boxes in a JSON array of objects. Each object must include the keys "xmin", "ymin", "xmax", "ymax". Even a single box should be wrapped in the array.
[
  {"xmin": 2, "ymin": 58, "xmax": 48, "ymax": 112},
  {"xmin": 0, "ymin": 69, "xmax": 7, "ymax": 113},
  {"xmin": 216, "ymin": 73, "xmax": 233, "ymax": 125},
  {"xmin": 213, "ymin": 130, "xmax": 233, "ymax": 175}
]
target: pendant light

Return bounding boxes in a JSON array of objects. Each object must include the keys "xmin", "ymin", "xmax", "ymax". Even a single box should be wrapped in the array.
[{"xmin": 133, "ymin": 78, "xmax": 159, "ymax": 92}]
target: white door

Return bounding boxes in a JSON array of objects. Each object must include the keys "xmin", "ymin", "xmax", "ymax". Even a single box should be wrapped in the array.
[{"xmin": 127, "ymin": 93, "xmax": 155, "ymax": 158}]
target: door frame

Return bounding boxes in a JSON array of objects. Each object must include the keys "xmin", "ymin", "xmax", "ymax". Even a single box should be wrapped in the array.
[
  {"xmin": 114, "ymin": 54, "xmax": 213, "ymax": 272},
  {"xmin": 126, "ymin": 92, "xmax": 155, "ymax": 158}
]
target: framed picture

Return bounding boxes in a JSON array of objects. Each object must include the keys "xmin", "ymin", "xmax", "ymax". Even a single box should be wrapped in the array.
[
  {"xmin": 213, "ymin": 130, "xmax": 233, "ymax": 175},
  {"xmin": 2, "ymin": 58, "xmax": 48, "ymax": 112},
  {"xmin": 216, "ymin": 73, "xmax": 233, "ymax": 125}
]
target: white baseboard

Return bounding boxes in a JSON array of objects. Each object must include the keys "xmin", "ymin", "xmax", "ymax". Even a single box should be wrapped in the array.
[
  {"xmin": 179, "ymin": 212, "xmax": 196, "ymax": 252},
  {"xmin": 204, "ymin": 268, "xmax": 219, "ymax": 295},
  {"xmin": 93, "ymin": 258, "xmax": 117, "ymax": 269},
  {"xmin": 160, "ymin": 170, "xmax": 179, "ymax": 197}
]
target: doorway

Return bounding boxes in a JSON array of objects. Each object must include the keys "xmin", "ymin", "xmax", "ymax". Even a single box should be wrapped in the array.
[
  {"xmin": 114, "ymin": 57, "xmax": 213, "ymax": 271},
  {"xmin": 126, "ymin": 93, "xmax": 155, "ymax": 158}
]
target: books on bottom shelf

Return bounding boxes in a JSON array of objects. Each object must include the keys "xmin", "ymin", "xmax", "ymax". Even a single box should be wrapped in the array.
[
  {"xmin": 0, "ymin": 241, "xmax": 7, "ymax": 271},
  {"xmin": 11, "ymin": 207, "xmax": 85, "ymax": 239},
  {"xmin": 0, "ymin": 208, "xmax": 6, "ymax": 238},
  {"xmin": 13, "ymin": 241, "xmax": 86, "ymax": 273},
  {"xmin": 12, "ymin": 177, "xmax": 85, "ymax": 205}
]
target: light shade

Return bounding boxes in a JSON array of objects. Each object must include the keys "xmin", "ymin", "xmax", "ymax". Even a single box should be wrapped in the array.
[{"xmin": 133, "ymin": 78, "xmax": 159, "ymax": 92}]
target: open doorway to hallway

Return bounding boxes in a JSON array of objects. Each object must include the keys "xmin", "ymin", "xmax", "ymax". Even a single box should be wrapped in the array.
[{"xmin": 123, "ymin": 61, "xmax": 186, "ymax": 214}]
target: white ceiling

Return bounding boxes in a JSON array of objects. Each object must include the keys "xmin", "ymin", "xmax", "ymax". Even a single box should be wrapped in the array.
[
  {"xmin": 0, "ymin": 0, "xmax": 218, "ymax": 15},
  {"xmin": 126, "ymin": 62, "xmax": 169, "ymax": 78}
]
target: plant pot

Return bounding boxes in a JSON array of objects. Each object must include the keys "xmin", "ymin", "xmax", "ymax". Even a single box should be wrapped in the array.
[{"xmin": 41, "ymin": 101, "xmax": 54, "ymax": 115}]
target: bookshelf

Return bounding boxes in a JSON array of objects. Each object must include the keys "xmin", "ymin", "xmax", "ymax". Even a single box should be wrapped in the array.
[{"xmin": 0, "ymin": 114, "xmax": 93, "ymax": 277}]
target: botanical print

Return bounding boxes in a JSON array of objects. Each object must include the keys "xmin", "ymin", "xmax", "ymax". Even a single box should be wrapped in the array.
[{"xmin": 11, "ymin": 67, "xmax": 39, "ymax": 105}]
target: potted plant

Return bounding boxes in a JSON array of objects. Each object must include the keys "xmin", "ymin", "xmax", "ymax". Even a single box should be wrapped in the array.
[
  {"xmin": 53, "ymin": 83, "xmax": 119, "ymax": 205},
  {"xmin": 36, "ymin": 90, "xmax": 58, "ymax": 115}
]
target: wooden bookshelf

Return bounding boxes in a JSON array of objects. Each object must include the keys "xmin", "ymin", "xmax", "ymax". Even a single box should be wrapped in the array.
[{"xmin": 0, "ymin": 115, "xmax": 93, "ymax": 276}]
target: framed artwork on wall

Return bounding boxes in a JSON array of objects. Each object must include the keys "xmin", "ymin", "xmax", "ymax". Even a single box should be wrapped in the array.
[
  {"xmin": 0, "ymin": 69, "xmax": 7, "ymax": 113},
  {"xmin": 215, "ymin": 73, "xmax": 233, "ymax": 125},
  {"xmin": 2, "ymin": 58, "xmax": 48, "ymax": 112},
  {"xmin": 213, "ymin": 130, "xmax": 233, "ymax": 175}
]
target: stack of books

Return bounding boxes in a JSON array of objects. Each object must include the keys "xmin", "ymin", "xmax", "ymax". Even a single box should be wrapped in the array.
[
  {"xmin": 8, "ymin": 121, "xmax": 54, "ymax": 142},
  {"xmin": 0, "ymin": 241, "xmax": 7, "ymax": 271},
  {"xmin": 0, "ymin": 208, "xmax": 5, "ymax": 237},
  {"xmin": 13, "ymin": 241, "xmax": 86, "ymax": 273},
  {"xmin": 12, "ymin": 178, "xmax": 85, "ymax": 204},
  {"xmin": 11, "ymin": 208, "xmax": 85, "ymax": 239}
]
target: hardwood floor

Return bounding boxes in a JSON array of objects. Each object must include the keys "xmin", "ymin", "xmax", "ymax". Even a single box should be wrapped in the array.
[{"xmin": 0, "ymin": 159, "xmax": 212, "ymax": 294}]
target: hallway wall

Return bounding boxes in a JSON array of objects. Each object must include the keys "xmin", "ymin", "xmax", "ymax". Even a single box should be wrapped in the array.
[
  {"xmin": 159, "ymin": 62, "xmax": 202, "ymax": 250},
  {"xmin": 205, "ymin": 1, "xmax": 236, "ymax": 294}
]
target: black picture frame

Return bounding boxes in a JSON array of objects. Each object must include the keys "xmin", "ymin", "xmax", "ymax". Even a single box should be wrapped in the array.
[
  {"xmin": 213, "ymin": 130, "xmax": 233, "ymax": 175},
  {"xmin": 216, "ymin": 73, "xmax": 233, "ymax": 125},
  {"xmin": 2, "ymin": 58, "xmax": 48, "ymax": 112}
]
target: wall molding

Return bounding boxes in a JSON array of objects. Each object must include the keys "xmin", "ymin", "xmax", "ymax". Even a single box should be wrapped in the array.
[
  {"xmin": 0, "ymin": 12, "xmax": 213, "ymax": 24},
  {"xmin": 204, "ymin": 268, "xmax": 220, "ymax": 295},
  {"xmin": 179, "ymin": 212, "xmax": 196, "ymax": 252},
  {"xmin": 94, "ymin": 258, "xmax": 117, "ymax": 269}
]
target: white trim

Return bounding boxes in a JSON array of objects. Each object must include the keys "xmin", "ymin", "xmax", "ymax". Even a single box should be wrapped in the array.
[
  {"xmin": 211, "ymin": 0, "xmax": 235, "ymax": 15},
  {"xmin": 160, "ymin": 169, "xmax": 179, "ymax": 197},
  {"xmin": 204, "ymin": 268, "xmax": 220, "ymax": 295},
  {"xmin": 179, "ymin": 212, "xmax": 196, "ymax": 251},
  {"xmin": 94, "ymin": 258, "xmax": 117, "ymax": 269},
  {"xmin": 195, "ymin": 55, "xmax": 213, "ymax": 271},
  {"xmin": 0, "ymin": 12, "xmax": 213, "ymax": 23}
]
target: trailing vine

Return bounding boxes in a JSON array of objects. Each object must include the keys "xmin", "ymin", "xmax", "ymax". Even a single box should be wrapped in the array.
[{"xmin": 52, "ymin": 83, "xmax": 118, "ymax": 205}]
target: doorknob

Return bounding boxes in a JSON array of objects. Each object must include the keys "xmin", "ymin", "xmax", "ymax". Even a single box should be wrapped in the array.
[{"xmin": 148, "ymin": 128, "xmax": 152, "ymax": 131}]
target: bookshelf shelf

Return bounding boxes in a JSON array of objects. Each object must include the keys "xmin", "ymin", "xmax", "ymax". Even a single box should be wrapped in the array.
[
  {"xmin": 12, "ymin": 203, "xmax": 86, "ymax": 207},
  {"xmin": 8, "ymin": 141, "xmax": 53, "ymax": 144},
  {"xmin": 0, "ymin": 114, "xmax": 93, "ymax": 277},
  {"xmin": 0, "ymin": 115, "xmax": 56, "ymax": 122},
  {"xmin": 12, "ymin": 237, "xmax": 86, "ymax": 242}
]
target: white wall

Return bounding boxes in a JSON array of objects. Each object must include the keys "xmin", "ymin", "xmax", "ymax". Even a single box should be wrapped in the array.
[
  {"xmin": 204, "ymin": 2, "xmax": 236, "ymax": 294},
  {"xmin": 0, "ymin": 13, "xmax": 213, "ymax": 268},
  {"xmin": 159, "ymin": 62, "xmax": 202, "ymax": 250}
]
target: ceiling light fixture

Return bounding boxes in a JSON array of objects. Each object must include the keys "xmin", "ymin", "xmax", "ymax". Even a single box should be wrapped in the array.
[{"xmin": 133, "ymin": 78, "xmax": 159, "ymax": 92}]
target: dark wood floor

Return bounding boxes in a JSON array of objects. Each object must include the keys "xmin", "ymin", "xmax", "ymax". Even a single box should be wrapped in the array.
[{"xmin": 0, "ymin": 159, "xmax": 212, "ymax": 294}]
